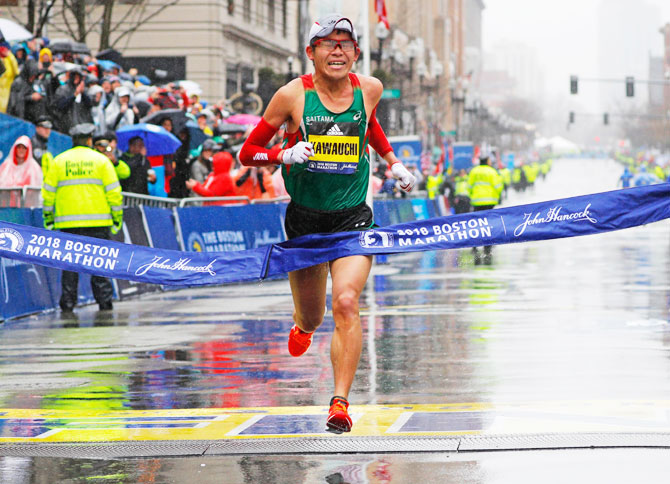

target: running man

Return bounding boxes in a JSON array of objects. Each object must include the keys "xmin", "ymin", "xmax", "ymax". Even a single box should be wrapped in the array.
[{"xmin": 239, "ymin": 13, "xmax": 416, "ymax": 433}]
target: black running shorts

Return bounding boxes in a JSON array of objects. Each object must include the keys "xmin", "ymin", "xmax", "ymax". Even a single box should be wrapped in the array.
[{"xmin": 284, "ymin": 201, "xmax": 374, "ymax": 239}]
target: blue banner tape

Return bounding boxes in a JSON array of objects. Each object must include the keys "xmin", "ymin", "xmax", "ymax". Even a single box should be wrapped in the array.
[{"xmin": 0, "ymin": 185, "xmax": 669, "ymax": 286}]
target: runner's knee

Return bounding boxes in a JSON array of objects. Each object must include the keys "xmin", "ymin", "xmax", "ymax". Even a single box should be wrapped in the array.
[
  {"xmin": 294, "ymin": 309, "xmax": 324, "ymax": 333},
  {"xmin": 331, "ymin": 291, "xmax": 360, "ymax": 323}
]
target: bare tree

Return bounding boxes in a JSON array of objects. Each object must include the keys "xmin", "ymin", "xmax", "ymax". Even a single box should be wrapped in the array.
[
  {"xmin": 8, "ymin": 0, "xmax": 57, "ymax": 37},
  {"xmin": 47, "ymin": 0, "xmax": 179, "ymax": 51}
]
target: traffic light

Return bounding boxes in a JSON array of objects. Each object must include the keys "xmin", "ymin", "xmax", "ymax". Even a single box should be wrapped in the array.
[
  {"xmin": 570, "ymin": 75, "xmax": 578, "ymax": 94},
  {"xmin": 603, "ymin": 113, "xmax": 609, "ymax": 125},
  {"xmin": 569, "ymin": 111, "xmax": 575, "ymax": 123},
  {"xmin": 625, "ymin": 76, "xmax": 634, "ymax": 97}
]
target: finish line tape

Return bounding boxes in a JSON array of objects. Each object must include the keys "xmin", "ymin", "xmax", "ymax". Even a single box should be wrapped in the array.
[{"xmin": 0, "ymin": 184, "xmax": 669, "ymax": 286}]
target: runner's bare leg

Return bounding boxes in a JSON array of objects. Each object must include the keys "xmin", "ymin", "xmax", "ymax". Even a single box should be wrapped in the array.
[
  {"xmin": 329, "ymin": 255, "xmax": 372, "ymax": 398},
  {"xmin": 289, "ymin": 262, "xmax": 329, "ymax": 333}
]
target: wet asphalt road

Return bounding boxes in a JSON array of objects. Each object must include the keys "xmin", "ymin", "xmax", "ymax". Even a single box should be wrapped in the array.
[{"xmin": 2, "ymin": 157, "xmax": 670, "ymax": 482}]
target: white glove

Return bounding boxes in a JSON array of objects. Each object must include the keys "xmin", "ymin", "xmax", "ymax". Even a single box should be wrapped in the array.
[
  {"xmin": 391, "ymin": 163, "xmax": 416, "ymax": 192},
  {"xmin": 282, "ymin": 141, "xmax": 314, "ymax": 165}
]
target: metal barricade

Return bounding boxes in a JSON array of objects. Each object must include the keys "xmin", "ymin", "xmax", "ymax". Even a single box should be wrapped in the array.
[
  {"xmin": 250, "ymin": 196, "xmax": 291, "ymax": 205},
  {"xmin": 122, "ymin": 192, "xmax": 180, "ymax": 209},
  {"xmin": 178, "ymin": 196, "xmax": 251, "ymax": 207},
  {"xmin": 22, "ymin": 186, "xmax": 42, "ymax": 208},
  {"xmin": 0, "ymin": 188, "xmax": 24, "ymax": 208}
]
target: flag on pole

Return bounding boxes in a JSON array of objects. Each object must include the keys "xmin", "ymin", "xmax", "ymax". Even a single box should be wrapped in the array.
[{"xmin": 375, "ymin": 0, "xmax": 389, "ymax": 29}]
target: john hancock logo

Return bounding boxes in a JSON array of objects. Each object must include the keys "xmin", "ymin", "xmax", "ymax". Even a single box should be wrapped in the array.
[
  {"xmin": 135, "ymin": 256, "xmax": 217, "ymax": 277},
  {"xmin": 0, "ymin": 228, "xmax": 24, "ymax": 253},
  {"xmin": 514, "ymin": 203, "xmax": 597, "ymax": 237}
]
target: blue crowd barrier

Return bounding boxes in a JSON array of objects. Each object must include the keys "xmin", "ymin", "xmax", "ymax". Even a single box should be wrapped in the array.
[
  {"xmin": 143, "ymin": 206, "xmax": 181, "ymax": 251},
  {"xmin": 0, "ymin": 208, "xmax": 100, "ymax": 319},
  {"xmin": 0, "ymin": 112, "xmax": 72, "ymax": 163},
  {"xmin": 411, "ymin": 199, "xmax": 431, "ymax": 220},
  {"xmin": 176, "ymin": 204, "xmax": 286, "ymax": 253},
  {"xmin": 0, "ymin": 198, "xmax": 422, "ymax": 320}
]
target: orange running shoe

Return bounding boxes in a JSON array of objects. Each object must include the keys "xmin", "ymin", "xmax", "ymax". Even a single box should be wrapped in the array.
[
  {"xmin": 288, "ymin": 324, "xmax": 313, "ymax": 357},
  {"xmin": 326, "ymin": 396, "xmax": 352, "ymax": 433}
]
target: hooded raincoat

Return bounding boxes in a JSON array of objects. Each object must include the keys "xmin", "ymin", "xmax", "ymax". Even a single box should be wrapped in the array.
[
  {"xmin": 190, "ymin": 151, "xmax": 237, "ymax": 205},
  {"xmin": 0, "ymin": 50, "xmax": 20, "ymax": 113},
  {"xmin": 0, "ymin": 136, "xmax": 43, "ymax": 188}
]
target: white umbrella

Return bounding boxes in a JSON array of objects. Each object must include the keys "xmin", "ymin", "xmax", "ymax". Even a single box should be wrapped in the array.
[
  {"xmin": 0, "ymin": 19, "xmax": 33, "ymax": 43},
  {"xmin": 177, "ymin": 80, "xmax": 202, "ymax": 97}
]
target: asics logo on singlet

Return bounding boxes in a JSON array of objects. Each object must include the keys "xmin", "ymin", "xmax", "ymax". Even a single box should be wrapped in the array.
[
  {"xmin": 326, "ymin": 124, "xmax": 344, "ymax": 136},
  {"xmin": 253, "ymin": 153, "xmax": 268, "ymax": 161}
]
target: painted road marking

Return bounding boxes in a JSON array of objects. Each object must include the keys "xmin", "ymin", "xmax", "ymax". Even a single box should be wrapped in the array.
[
  {"xmin": 226, "ymin": 414, "xmax": 265, "ymax": 436},
  {"xmin": 0, "ymin": 401, "xmax": 668, "ymax": 443}
]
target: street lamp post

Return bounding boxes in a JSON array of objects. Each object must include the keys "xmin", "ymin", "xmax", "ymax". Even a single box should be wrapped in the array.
[
  {"xmin": 374, "ymin": 21, "xmax": 389, "ymax": 69},
  {"xmin": 449, "ymin": 77, "xmax": 467, "ymax": 141},
  {"xmin": 286, "ymin": 56, "xmax": 294, "ymax": 83}
]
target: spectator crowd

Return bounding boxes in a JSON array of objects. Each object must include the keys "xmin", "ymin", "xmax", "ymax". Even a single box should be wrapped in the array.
[
  {"xmin": 0, "ymin": 34, "xmax": 292, "ymax": 203},
  {"xmin": 0, "ymin": 34, "xmax": 561, "ymax": 211}
]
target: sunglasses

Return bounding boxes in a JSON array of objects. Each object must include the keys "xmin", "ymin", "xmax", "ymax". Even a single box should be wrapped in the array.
[
  {"xmin": 312, "ymin": 39, "xmax": 358, "ymax": 52},
  {"xmin": 95, "ymin": 143, "xmax": 112, "ymax": 152}
]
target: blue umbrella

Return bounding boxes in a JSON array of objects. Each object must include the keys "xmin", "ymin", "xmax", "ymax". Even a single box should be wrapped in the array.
[
  {"xmin": 96, "ymin": 59, "xmax": 120, "ymax": 72},
  {"xmin": 184, "ymin": 120, "xmax": 210, "ymax": 150},
  {"xmin": 116, "ymin": 123, "xmax": 182, "ymax": 156}
]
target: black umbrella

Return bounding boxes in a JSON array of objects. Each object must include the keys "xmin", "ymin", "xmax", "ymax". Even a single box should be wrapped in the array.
[
  {"xmin": 50, "ymin": 40, "xmax": 91, "ymax": 55},
  {"xmin": 96, "ymin": 48, "xmax": 123, "ymax": 63},
  {"xmin": 135, "ymin": 100, "xmax": 152, "ymax": 119},
  {"xmin": 141, "ymin": 108, "xmax": 189, "ymax": 132}
]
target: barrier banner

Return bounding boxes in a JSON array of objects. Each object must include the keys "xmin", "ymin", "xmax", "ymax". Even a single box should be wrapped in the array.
[
  {"xmin": 372, "ymin": 200, "xmax": 393, "ymax": 227},
  {"xmin": 112, "ymin": 207, "xmax": 160, "ymax": 299},
  {"xmin": 0, "ymin": 208, "xmax": 58, "ymax": 319},
  {"xmin": 0, "ymin": 185, "xmax": 669, "ymax": 287},
  {"xmin": 411, "ymin": 199, "xmax": 430, "ymax": 220},
  {"xmin": 177, "ymin": 205, "xmax": 285, "ymax": 253},
  {"xmin": 143, "ymin": 206, "xmax": 181, "ymax": 251},
  {"xmin": 266, "ymin": 184, "xmax": 670, "ymax": 277}
]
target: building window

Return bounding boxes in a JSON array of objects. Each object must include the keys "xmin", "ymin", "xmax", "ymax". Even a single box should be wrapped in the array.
[
  {"xmin": 243, "ymin": 0, "xmax": 251, "ymax": 22},
  {"xmin": 255, "ymin": 0, "xmax": 263, "ymax": 26},
  {"xmin": 241, "ymin": 65, "xmax": 254, "ymax": 91},
  {"xmin": 282, "ymin": 0, "xmax": 287, "ymax": 37},
  {"xmin": 226, "ymin": 64, "xmax": 239, "ymax": 98},
  {"xmin": 268, "ymin": 0, "xmax": 275, "ymax": 32},
  {"xmin": 227, "ymin": 0, "xmax": 234, "ymax": 15}
]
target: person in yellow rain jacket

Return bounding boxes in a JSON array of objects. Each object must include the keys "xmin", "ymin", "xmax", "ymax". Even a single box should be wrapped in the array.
[
  {"xmin": 523, "ymin": 161, "xmax": 539, "ymax": 187},
  {"xmin": 426, "ymin": 171, "xmax": 444, "ymax": 199},
  {"xmin": 452, "ymin": 169, "xmax": 471, "ymax": 214},
  {"xmin": 468, "ymin": 155, "xmax": 502, "ymax": 262},
  {"xmin": 468, "ymin": 155, "xmax": 502, "ymax": 210},
  {"xmin": 42, "ymin": 123, "xmax": 123, "ymax": 313},
  {"xmin": 0, "ymin": 42, "xmax": 20, "ymax": 113}
]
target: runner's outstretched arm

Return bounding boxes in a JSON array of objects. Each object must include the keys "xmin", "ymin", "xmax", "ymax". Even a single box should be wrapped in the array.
[{"xmin": 367, "ymin": 106, "xmax": 416, "ymax": 192}]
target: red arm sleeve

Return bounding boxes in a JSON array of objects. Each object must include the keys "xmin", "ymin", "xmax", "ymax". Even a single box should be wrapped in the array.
[
  {"xmin": 368, "ymin": 107, "xmax": 394, "ymax": 159},
  {"xmin": 238, "ymin": 118, "xmax": 283, "ymax": 166}
]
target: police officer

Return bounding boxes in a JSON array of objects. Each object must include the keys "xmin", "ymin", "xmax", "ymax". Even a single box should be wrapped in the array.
[
  {"xmin": 31, "ymin": 116, "xmax": 54, "ymax": 174},
  {"xmin": 468, "ymin": 154, "xmax": 502, "ymax": 262},
  {"xmin": 42, "ymin": 123, "xmax": 123, "ymax": 313}
]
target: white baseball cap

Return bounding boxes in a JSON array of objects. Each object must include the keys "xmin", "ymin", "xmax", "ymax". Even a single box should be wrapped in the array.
[{"xmin": 307, "ymin": 13, "xmax": 358, "ymax": 46}]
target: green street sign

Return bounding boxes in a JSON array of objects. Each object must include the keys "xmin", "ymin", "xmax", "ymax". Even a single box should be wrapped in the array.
[{"xmin": 381, "ymin": 89, "xmax": 401, "ymax": 99}]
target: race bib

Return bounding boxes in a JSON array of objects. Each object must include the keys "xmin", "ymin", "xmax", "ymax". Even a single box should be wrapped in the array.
[{"xmin": 307, "ymin": 121, "xmax": 360, "ymax": 174}]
